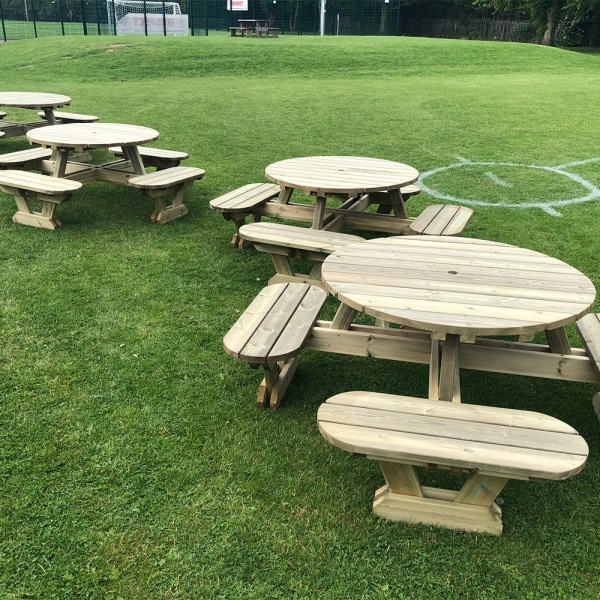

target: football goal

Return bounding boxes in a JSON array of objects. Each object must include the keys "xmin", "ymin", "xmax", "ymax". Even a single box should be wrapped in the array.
[{"xmin": 107, "ymin": 0, "xmax": 189, "ymax": 35}]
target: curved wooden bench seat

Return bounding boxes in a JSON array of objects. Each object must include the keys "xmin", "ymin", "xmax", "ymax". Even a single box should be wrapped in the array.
[
  {"xmin": 127, "ymin": 166, "xmax": 205, "ymax": 224},
  {"xmin": 0, "ymin": 170, "xmax": 82, "ymax": 229},
  {"xmin": 109, "ymin": 146, "xmax": 189, "ymax": 170},
  {"xmin": 240, "ymin": 222, "xmax": 364, "ymax": 287},
  {"xmin": 38, "ymin": 110, "xmax": 99, "ymax": 124},
  {"xmin": 224, "ymin": 282, "xmax": 327, "ymax": 408},
  {"xmin": 0, "ymin": 147, "xmax": 53, "ymax": 171},
  {"xmin": 409, "ymin": 204, "xmax": 473, "ymax": 236},
  {"xmin": 210, "ymin": 183, "xmax": 281, "ymax": 249},
  {"xmin": 318, "ymin": 391, "xmax": 588, "ymax": 535}
]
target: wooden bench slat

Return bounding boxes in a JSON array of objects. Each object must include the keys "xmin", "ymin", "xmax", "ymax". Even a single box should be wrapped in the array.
[
  {"xmin": 223, "ymin": 284, "xmax": 287, "ymax": 359},
  {"xmin": 325, "ymin": 390, "xmax": 578, "ymax": 433},
  {"xmin": 269, "ymin": 285, "xmax": 329, "ymax": 358},
  {"xmin": 38, "ymin": 111, "xmax": 99, "ymax": 123},
  {"xmin": 240, "ymin": 222, "xmax": 364, "ymax": 254},
  {"xmin": 109, "ymin": 146, "xmax": 188, "ymax": 161},
  {"xmin": 318, "ymin": 403, "xmax": 585, "ymax": 456},
  {"xmin": 210, "ymin": 183, "xmax": 280, "ymax": 212},
  {"xmin": 240, "ymin": 285, "xmax": 310, "ymax": 361},
  {"xmin": 0, "ymin": 170, "xmax": 81, "ymax": 193},
  {"xmin": 322, "ymin": 420, "xmax": 586, "ymax": 481},
  {"xmin": 127, "ymin": 166, "xmax": 204, "ymax": 189},
  {"xmin": 224, "ymin": 282, "xmax": 326, "ymax": 363},
  {"xmin": 410, "ymin": 204, "xmax": 473, "ymax": 236},
  {"xmin": 0, "ymin": 147, "xmax": 53, "ymax": 167}
]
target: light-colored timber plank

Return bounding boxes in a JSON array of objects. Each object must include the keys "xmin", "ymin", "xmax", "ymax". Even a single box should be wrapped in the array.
[
  {"xmin": 410, "ymin": 204, "xmax": 473, "ymax": 236},
  {"xmin": 304, "ymin": 323, "xmax": 600, "ymax": 384},
  {"xmin": 317, "ymin": 404, "xmax": 586, "ymax": 455},
  {"xmin": 240, "ymin": 222, "xmax": 364, "ymax": 253},
  {"xmin": 323, "ymin": 390, "xmax": 580, "ymax": 433},
  {"xmin": 321, "ymin": 236, "xmax": 595, "ymax": 337},
  {"xmin": 0, "ymin": 170, "xmax": 81, "ymax": 194},
  {"xmin": 210, "ymin": 183, "xmax": 281, "ymax": 212},
  {"xmin": 127, "ymin": 166, "xmax": 204, "ymax": 189},
  {"xmin": 318, "ymin": 420, "xmax": 587, "ymax": 480}
]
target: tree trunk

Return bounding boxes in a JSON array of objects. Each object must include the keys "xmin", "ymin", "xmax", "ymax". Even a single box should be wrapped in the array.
[
  {"xmin": 541, "ymin": 0, "xmax": 559, "ymax": 46},
  {"xmin": 378, "ymin": 0, "xmax": 388, "ymax": 35}
]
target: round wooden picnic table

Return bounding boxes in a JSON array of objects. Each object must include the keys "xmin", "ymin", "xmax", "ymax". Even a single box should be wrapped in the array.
[
  {"xmin": 265, "ymin": 156, "xmax": 419, "ymax": 229},
  {"xmin": 0, "ymin": 92, "xmax": 71, "ymax": 125},
  {"xmin": 27, "ymin": 122, "xmax": 160, "ymax": 177},
  {"xmin": 321, "ymin": 235, "xmax": 596, "ymax": 402}
]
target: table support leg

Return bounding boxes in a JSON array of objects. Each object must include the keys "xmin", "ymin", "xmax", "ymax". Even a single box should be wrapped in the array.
[
  {"xmin": 121, "ymin": 146, "xmax": 146, "ymax": 175},
  {"xmin": 277, "ymin": 187, "xmax": 293, "ymax": 205},
  {"xmin": 429, "ymin": 338, "xmax": 441, "ymax": 400},
  {"xmin": 546, "ymin": 326, "xmax": 572, "ymax": 355},
  {"xmin": 54, "ymin": 149, "xmax": 70, "ymax": 178},
  {"xmin": 386, "ymin": 188, "xmax": 408, "ymax": 220},
  {"xmin": 312, "ymin": 196, "xmax": 327, "ymax": 229},
  {"xmin": 331, "ymin": 303, "xmax": 357, "ymax": 330},
  {"xmin": 439, "ymin": 334, "xmax": 461, "ymax": 402},
  {"xmin": 42, "ymin": 108, "xmax": 58, "ymax": 125}
]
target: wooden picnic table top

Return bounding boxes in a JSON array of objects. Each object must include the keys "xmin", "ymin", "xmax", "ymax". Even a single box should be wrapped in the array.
[
  {"xmin": 26, "ymin": 122, "xmax": 159, "ymax": 150},
  {"xmin": 27, "ymin": 123, "xmax": 161, "ymax": 179},
  {"xmin": 321, "ymin": 235, "xmax": 596, "ymax": 337},
  {"xmin": 0, "ymin": 92, "xmax": 71, "ymax": 109},
  {"xmin": 265, "ymin": 156, "xmax": 419, "ymax": 197}
]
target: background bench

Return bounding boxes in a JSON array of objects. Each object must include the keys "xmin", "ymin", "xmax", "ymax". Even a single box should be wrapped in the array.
[
  {"xmin": 223, "ymin": 282, "xmax": 327, "ymax": 409},
  {"xmin": 127, "ymin": 166, "xmax": 205, "ymax": 224},
  {"xmin": 38, "ymin": 110, "xmax": 99, "ymax": 124},
  {"xmin": 318, "ymin": 391, "xmax": 588, "ymax": 535},
  {"xmin": 0, "ymin": 147, "xmax": 53, "ymax": 171},
  {"xmin": 209, "ymin": 183, "xmax": 281, "ymax": 248},
  {"xmin": 239, "ymin": 222, "xmax": 364, "ymax": 288},
  {"xmin": 0, "ymin": 170, "xmax": 82, "ymax": 229},
  {"xmin": 109, "ymin": 146, "xmax": 189, "ymax": 170}
]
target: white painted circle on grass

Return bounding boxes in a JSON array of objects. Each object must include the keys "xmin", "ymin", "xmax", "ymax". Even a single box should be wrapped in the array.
[{"xmin": 418, "ymin": 156, "xmax": 600, "ymax": 216}]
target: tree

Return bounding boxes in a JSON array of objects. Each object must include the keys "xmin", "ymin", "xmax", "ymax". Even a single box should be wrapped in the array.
[{"xmin": 477, "ymin": 0, "xmax": 600, "ymax": 45}]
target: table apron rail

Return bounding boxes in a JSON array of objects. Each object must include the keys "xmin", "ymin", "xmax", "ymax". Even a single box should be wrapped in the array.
[
  {"xmin": 258, "ymin": 202, "xmax": 413, "ymax": 234},
  {"xmin": 305, "ymin": 322, "xmax": 600, "ymax": 384}
]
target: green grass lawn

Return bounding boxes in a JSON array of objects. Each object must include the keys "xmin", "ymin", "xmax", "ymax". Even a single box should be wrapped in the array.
[{"xmin": 1, "ymin": 35, "xmax": 600, "ymax": 599}]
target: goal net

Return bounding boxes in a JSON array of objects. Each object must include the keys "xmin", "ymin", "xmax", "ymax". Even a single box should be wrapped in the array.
[{"xmin": 107, "ymin": 0, "xmax": 189, "ymax": 35}]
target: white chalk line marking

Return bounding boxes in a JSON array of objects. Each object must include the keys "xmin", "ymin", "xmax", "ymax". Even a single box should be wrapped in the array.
[
  {"xmin": 485, "ymin": 172, "xmax": 513, "ymax": 187},
  {"xmin": 418, "ymin": 157, "xmax": 600, "ymax": 217}
]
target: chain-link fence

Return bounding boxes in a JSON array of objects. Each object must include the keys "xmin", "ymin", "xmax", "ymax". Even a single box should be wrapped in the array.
[{"xmin": 0, "ymin": 0, "xmax": 535, "ymax": 41}]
